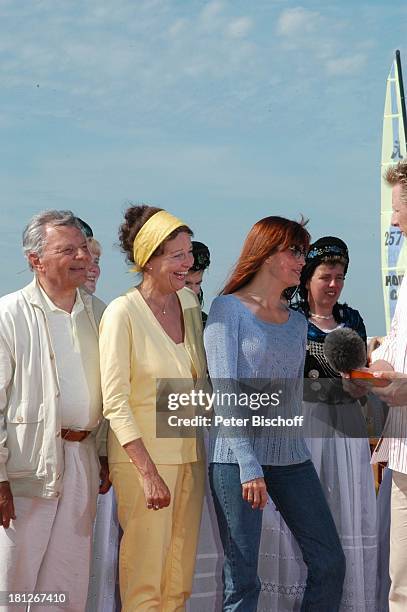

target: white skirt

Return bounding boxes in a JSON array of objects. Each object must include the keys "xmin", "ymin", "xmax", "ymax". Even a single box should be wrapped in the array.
[
  {"xmin": 258, "ymin": 401, "xmax": 378, "ymax": 612},
  {"xmin": 86, "ymin": 488, "xmax": 120, "ymax": 612}
]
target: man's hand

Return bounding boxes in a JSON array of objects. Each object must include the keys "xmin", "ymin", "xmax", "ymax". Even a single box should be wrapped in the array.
[
  {"xmin": 242, "ymin": 477, "xmax": 268, "ymax": 510},
  {"xmin": 0, "ymin": 481, "xmax": 16, "ymax": 528},
  {"xmin": 98, "ymin": 457, "xmax": 111, "ymax": 494},
  {"xmin": 341, "ymin": 360, "xmax": 394, "ymax": 398},
  {"xmin": 371, "ymin": 371, "xmax": 407, "ymax": 406},
  {"xmin": 341, "ymin": 375, "xmax": 369, "ymax": 399},
  {"xmin": 340, "ymin": 371, "xmax": 370, "ymax": 398}
]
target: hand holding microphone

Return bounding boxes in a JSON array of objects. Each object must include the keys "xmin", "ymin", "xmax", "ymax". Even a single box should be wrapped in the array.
[{"xmin": 323, "ymin": 328, "xmax": 389, "ymax": 388}]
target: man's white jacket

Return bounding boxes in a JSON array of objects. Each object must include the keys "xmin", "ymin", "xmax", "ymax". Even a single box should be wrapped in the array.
[{"xmin": 0, "ymin": 278, "xmax": 106, "ymax": 498}]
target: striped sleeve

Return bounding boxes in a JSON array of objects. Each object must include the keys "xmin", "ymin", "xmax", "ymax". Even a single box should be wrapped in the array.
[{"xmin": 371, "ymin": 306, "xmax": 398, "ymax": 367}]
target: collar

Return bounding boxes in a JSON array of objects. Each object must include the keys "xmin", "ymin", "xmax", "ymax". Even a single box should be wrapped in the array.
[
  {"xmin": 37, "ymin": 283, "xmax": 84, "ymax": 316},
  {"xmin": 22, "ymin": 278, "xmax": 97, "ymax": 331}
]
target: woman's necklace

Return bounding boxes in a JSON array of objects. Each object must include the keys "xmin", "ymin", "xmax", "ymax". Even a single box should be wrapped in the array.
[
  {"xmin": 139, "ymin": 290, "xmax": 169, "ymax": 315},
  {"xmin": 309, "ymin": 312, "xmax": 334, "ymax": 320},
  {"xmin": 157, "ymin": 299, "xmax": 167, "ymax": 315}
]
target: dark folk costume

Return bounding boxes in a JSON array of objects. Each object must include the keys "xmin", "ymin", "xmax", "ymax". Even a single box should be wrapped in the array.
[{"xmin": 190, "ymin": 241, "xmax": 210, "ymax": 328}]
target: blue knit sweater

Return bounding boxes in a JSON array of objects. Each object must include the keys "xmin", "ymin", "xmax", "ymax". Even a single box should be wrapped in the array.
[{"xmin": 204, "ymin": 295, "xmax": 310, "ymax": 483}]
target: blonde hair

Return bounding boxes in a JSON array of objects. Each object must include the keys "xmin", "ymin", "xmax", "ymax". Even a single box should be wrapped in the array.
[
  {"xmin": 87, "ymin": 237, "xmax": 102, "ymax": 257},
  {"xmin": 385, "ymin": 160, "xmax": 407, "ymax": 205}
]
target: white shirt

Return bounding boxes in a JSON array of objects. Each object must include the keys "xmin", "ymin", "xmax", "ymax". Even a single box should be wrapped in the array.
[
  {"xmin": 39, "ymin": 287, "xmax": 102, "ymax": 430},
  {"xmin": 371, "ymin": 274, "xmax": 407, "ymax": 473}
]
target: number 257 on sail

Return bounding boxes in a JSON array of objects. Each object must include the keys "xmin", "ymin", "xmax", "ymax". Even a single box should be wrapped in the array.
[{"xmin": 384, "ymin": 230, "xmax": 403, "ymax": 246}]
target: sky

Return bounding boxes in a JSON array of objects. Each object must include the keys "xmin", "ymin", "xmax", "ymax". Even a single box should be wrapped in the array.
[{"xmin": 1, "ymin": 0, "xmax": 406, "ymax": 335}]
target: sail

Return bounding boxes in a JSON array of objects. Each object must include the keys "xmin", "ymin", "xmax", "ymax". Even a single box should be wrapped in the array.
[{"xmin": 381, "ymin": 50, "xmax": 407, "ymax": 332}]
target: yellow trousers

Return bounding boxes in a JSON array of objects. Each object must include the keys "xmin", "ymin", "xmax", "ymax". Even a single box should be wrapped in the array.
[{"xmin": 110, "ymin": 461, "xmax": 205, "ymax": 612}]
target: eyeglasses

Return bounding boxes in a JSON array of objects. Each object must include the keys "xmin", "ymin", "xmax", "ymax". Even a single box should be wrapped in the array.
[
  {"xmin": 48, "ymin": 244, "xmax": 90, "ymax": 258},
  {"xmin": 287, "ymin": 245, "xmax": 308, "ymax": 260}
]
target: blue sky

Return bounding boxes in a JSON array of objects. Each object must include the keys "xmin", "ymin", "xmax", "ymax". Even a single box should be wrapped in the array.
[{"xmin": 1, "ymin": 0, "xmax": 406, "ymax": 334}]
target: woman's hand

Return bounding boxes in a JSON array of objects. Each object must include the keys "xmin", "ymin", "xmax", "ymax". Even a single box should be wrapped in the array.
[
  {"xmin": 143, "ymin": 472, "xmax": 171, "ymax": 511},
  {"xmin": 242, "ymin": 477, "xmax": 268, "ymax": 510},
  {"xmin": 123, "ymin": 438, "xmax": 171, "ymax": 511}
]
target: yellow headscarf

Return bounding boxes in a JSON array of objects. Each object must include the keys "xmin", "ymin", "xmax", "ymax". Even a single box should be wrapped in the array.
[{"xmin": 132, "ymin": 210, "xmax": 187, "ymax": 272}]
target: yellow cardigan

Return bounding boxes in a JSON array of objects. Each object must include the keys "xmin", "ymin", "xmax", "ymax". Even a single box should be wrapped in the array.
[{"xmin": 99, "ymin": 287, "xmax": 207, "ymax": 465}]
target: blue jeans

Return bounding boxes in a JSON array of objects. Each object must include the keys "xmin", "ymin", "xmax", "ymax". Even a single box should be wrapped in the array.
[{"xmin": 209, "ymin": 460, "xmax": 346, "ymax": 612}]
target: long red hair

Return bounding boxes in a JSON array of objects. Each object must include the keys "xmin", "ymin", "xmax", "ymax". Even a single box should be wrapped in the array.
[{"xmin": 222, "ymin": 216, "xmax": 310, "ymax": 295}]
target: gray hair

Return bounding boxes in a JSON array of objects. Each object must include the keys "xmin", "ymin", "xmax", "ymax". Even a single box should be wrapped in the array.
[{"xmin": 23, "ymin": 210, "xmax": 84, "ymax": 268}]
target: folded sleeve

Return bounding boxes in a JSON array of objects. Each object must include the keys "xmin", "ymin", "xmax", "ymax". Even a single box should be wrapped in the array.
[
  {"xmin": 99, "ymin": 299, "xmax": 142, "ymax": 446},
  {"xmin": 371, "ymin": 308, "xmax": 398, "ymax": 368},
  {"xmin": 204, "ymin": 297, "xmax": 263, "ymax": 484}
]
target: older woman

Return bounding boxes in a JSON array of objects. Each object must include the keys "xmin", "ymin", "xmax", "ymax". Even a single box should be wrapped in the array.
[
  {"xmin": 204, "ymin": 218, "xmax": 345, "ymax": 612},
  {"xmin": 260, "ymin": 236, "xmax": 377, "ymax": 611},
  {"xmin": 81, "ymin": 233, "xmax": 120, "ymax": 612},
  {"xmin": 99, "ymin": 206, "xmax": 207, "ymax": 612},
  {"xmin": 84, "ymin": 237, "xmax": 102, "ymax": 294}
]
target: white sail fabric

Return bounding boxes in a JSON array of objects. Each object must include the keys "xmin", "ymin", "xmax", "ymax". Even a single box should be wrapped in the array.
[{"xmin": 381, "ymin": 53, "xmax": 407, "ymax": 332}]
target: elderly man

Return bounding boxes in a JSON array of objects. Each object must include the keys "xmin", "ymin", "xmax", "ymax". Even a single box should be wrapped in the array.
[
  {"xmin": 0, "ymin": 210, "xmax": 109, "ymax": 612},
  {"xmin": 366, "ymin": 159, "xmax": 407, "ymax": 611}
]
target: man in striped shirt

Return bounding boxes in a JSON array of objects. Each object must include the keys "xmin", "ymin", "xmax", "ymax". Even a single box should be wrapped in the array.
[{"xmin": 370, "ymin": 160, "xmax": 407, "ymax": 612}]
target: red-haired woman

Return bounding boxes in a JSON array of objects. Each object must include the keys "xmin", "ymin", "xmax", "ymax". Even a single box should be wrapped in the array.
[{"xmin": 204, "ymin": 216, "xmax": 345, "ymax": 611}]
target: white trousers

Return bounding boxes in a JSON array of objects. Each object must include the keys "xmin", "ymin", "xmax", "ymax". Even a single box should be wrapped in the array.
[
  {"xmin": 0, "ymin": 438, "xmax": 99, "ymax": 612},
  {"xmin": 389, "ymin": 470, "xmax": 407, "ymax": 611}
]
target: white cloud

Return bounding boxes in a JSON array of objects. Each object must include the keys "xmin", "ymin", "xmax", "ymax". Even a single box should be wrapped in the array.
[
  {"xmin": 275, "ymin": 6, "xmax": 367, "ymax": 78},
  {"xmin": 199, "ymin": 1, "xmax": 224, "ymax": 31},
  {"xmin": 0, "ymin": 1, "xmax": 257, "ymax": 102},
  {"xmin": 325, "ymin": 54, "xmax": 367, "ymax": 76},
  {"xmin": 277, "ymin": 7, "xmax": 321, "ymax": 37},
  {"xmin": 0, "ymin": 0, "xmax": 376, "ymax": 137},
  {"xmin": 226, "ymin": 17, "xmax": 253, "ymax": 39},
  {"xmin": 168, "ymin": 18, "xmax": 189, "ymax": 38}
]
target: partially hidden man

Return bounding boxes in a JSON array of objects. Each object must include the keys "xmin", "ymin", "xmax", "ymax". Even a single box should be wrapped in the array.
[{"xmin": 0, "ymin": 210, "xmax": 110, "ymax": 612}]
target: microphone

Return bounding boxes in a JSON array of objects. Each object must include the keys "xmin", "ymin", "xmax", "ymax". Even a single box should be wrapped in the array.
[
  {"xmin": 323, "ymin": 328, "xmax": 366, "ymax": 373},
  {"xmin": 323, "ymin": 328, "xmax": 389, "ymax": 387}
]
